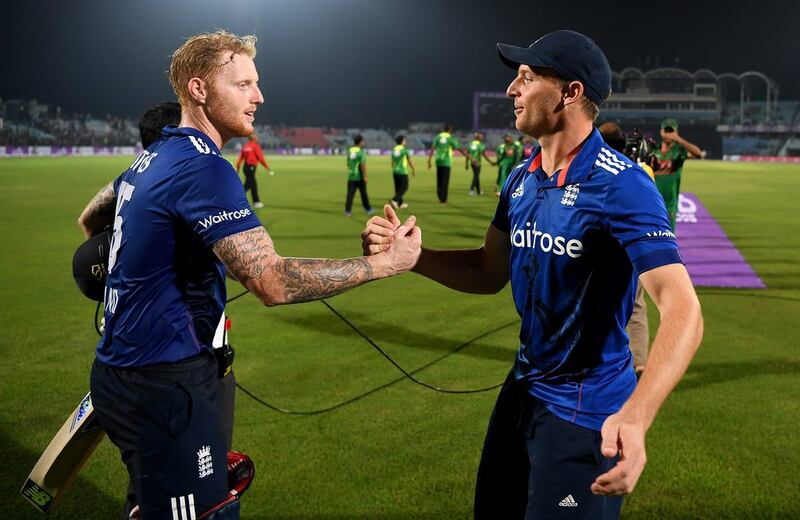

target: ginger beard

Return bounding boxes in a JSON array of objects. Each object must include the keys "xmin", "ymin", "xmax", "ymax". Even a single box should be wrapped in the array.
[{"xmin": 203, "ymin": 55, "xmax": 259, "ymax": 141}]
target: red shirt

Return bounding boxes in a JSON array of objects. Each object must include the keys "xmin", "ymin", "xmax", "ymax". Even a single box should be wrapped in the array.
[{"xmin": 236, "ymin": 140, "xmax": 269, "ymax": 170}]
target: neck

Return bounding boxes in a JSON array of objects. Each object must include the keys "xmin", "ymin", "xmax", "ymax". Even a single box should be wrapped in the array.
[
  {"xmin": 537, "ymin": 118, "xmax": 593, "ymax": 176},
  {"xmin": 179, "ymin": 105, "xmax": 228, "ymax": 149}
]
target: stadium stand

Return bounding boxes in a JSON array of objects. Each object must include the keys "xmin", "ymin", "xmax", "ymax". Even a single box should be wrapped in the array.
[
  {"xmin": 277, "ymin": 127, "xmax": 332, "ymax": 148},
  {"xmin": 3, "ymin": 74, "xmax": 799, "ymax": 158}
]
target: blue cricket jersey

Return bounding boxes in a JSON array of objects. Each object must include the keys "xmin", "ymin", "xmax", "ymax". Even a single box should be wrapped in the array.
[
  {"xmin": 96, "ymin": 126, "xmax": 261, "ymax": 367},
  {"xmin": 492, "ymin": 128, "xmax": 683, "ymax": 430}
]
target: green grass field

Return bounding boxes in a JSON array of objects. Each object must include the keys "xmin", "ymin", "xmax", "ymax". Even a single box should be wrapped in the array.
[{"xmin": 1, "ymin": 154, "xmax": 799, "ymax": 519}]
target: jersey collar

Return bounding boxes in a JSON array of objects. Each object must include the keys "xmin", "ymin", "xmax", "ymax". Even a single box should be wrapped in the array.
[
  {"xmin": 161, "ymin": 126, "xmax": 222, "ymax": 155},
  {"xmin": 526, "ymin": 127, "xmax": 604, "ymax": 188}
]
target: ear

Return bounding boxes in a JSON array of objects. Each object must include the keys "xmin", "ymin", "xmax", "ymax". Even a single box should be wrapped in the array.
[
  {"xmin": 187, "ymin": 77, "xmax": 208, "ymax": 104},
  {"xmin": 562, "ymin": 80, "xmax": 584, "ymax": 108}
]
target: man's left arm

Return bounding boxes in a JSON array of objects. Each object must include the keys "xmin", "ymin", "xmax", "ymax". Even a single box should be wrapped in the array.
[
  {"xmin": 591, "ymin": 263, "xmax": 703, "ymax": 496},
  {"xmin": 78, "ymin": 181, "xmax": 116, "ymax": 238}
]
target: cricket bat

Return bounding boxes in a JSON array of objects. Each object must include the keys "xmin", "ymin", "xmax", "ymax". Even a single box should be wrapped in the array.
[{"xmin": 20, "ymin": 391, "xmax": 106, "ymax": 513}]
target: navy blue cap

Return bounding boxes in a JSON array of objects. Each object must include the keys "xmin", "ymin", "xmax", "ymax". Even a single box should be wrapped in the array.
[{"xmin": 497, "ymin": 30, "xmax": 612, "ymax": 105}]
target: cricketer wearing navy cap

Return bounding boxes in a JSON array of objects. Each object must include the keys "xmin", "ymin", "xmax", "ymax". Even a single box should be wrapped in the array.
[
  {"xmin": 497, "ymin": 30, "xmax": 612, "ymax": 105},
  {"xmin": 362, "ymin": 29, "xmax": 703, "ymax": 519}
]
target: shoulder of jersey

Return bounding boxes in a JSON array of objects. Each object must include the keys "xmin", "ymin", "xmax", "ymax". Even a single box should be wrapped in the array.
[{"xmin": 592, "ymin": 145, "xmax": 640, "ymax": 178}]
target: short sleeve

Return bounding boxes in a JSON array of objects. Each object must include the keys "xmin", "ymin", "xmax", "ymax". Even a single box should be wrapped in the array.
[
  {"xmin": 604, "ymin": 166, "xmax": 683, "ymax": 274},
  {"xmin": 172, "ymin": 155, "xmax": 262, "ymax": 247}
]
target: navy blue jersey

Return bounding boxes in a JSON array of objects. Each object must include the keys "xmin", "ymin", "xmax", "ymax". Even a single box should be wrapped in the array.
[
  {"xmin": 492, "ymin": 128, "xmax": 682, "ymax": 430},
  {"xmin": 96, "ymin": 126, "xmax": 261, "ymax": 367}
]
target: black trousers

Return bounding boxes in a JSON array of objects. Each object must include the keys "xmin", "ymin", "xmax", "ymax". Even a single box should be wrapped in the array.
[
  {"xmin": 474, "ymin": 371, "xmax": 623, "ymax": 519},
  {"xmin": 471, "ymin": 164, "xmax": 482, "ymax": 193},
  {"xmin": 122, "ymin": 370, "xmax": 237, "ymax": 518},
  {"xmin": 345, "ymin": 180, "xmax": 372, "ymax": 213},
  {"xmin": 392, "ymin": 174, "xmax": 409, "ymax": 205},
  {"xmin": 436, "ymin": 165, "xmax": 451, "ymax": 203},
  {"xmin": 91, "ymin": 354, "xmax": 235, "ymax": 519},
  {"xmin": 242, "ymin": 164, "xmax": 259, "ymax": 203}
]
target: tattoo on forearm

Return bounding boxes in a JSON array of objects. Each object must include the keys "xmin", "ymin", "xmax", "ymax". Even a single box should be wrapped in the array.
[
  {"xmin": 213, "ymin": 227, "xmax": 375, "ymax": 304},
  {"xmin": 81, "ymin": 183, "xmax": 116, "ymax": 230},
  {"xmin": 276, "ymin": 256, "xmax": 374, "ymax": 303},
  {"xmin": 213, "ymin": 227, "xmax": 275, "ymax": 284}
]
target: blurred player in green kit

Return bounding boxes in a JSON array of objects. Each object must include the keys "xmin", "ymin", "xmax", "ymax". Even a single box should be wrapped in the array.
[
  {"xmin": 465, "ymin": 131, "xmax": 496, "ymax": 196},
  {"xmin": 345, "ymin": 134, "xmax": 374, "ymax": 216},
  {"xmin": 652, "ymin": 118, "xmax": 702, "ymax": 229},
  {"xmin": 390, "ymin": 134, "xmax": 416, "ymax": 209},
  {"xmin": 427, "ymin": 123, "xmax": 466, "ymax": 203},
  {"xmin": 495, "ymin": 133, "xmax": 522, "ymax": 195}
]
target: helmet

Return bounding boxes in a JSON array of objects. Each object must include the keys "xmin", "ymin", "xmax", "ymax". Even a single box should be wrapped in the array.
[{"xmin": 72, "ymin": 230, "xmax": 112, "ymax": 302}]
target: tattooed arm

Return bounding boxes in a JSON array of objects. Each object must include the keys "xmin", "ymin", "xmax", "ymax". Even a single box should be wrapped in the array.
[
  {"xmin": 78, "ymin": 181, "xmax": 116, "ymax": 238},
  {"xmin": 213, "ymin": 220, "xmax": 421, "ymax": 306}
]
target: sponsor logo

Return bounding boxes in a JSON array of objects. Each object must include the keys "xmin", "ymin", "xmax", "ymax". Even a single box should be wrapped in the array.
[
  {"xmin": 511, "ymin": 182, "xmax": 525, "ymax": 199},
  {"xmin": 197, "ymin": 208, "xmax": 252, "ymax": 230},
  {"xmin": 561, "ymin": 183, "xmax": 580, "ymax": 206},
  {"xmin": 70, "ymin": 392, "xmax": 93, "ymax": 433},
  {"xmin": 91, "ymin": 263, "xmax": 107, "ymax": 281},
  {"xmin": 558, "ymin": 494, "xmax": 578, "ymax": 507},
  {"xmin": 197, "ymin": 446, "xmax": 214, "ymax": 479},
  {"xmin": 22, "ymin": 480, "xmax": 53, "ymax": 510},
  {"xmin": 510, "ymin": 221, "xmax": 583, "ymax": 258}
]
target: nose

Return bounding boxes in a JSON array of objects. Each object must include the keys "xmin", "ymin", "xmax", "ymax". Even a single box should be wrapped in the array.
[
  {"xmin": 506, "ymin": 76, "xmax": 520, "ymax": 98},
  {"xmin": 253, "ymin": 85, "xmax": 265, "ymax": 105}
]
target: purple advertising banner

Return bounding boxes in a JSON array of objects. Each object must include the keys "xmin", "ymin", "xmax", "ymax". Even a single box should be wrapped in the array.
[{"xmin": 676, "ymin": 193, "xmax": 765, "ymax": 289}]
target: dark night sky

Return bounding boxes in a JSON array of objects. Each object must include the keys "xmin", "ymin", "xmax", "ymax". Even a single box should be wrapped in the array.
[{"xmin": 1, "ymin": 0, "xmax": 798, "ymax": 128}]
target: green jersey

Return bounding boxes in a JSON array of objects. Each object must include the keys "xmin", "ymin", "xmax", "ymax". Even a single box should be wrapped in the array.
[
  {"xmin": 347, "ymin": 146, "xmax": 366, "ymax": 181},
  {"xmin": 431, "ymin": 132, "xmax": 461, "ymax": 167},
  {"xmin": 513, "ymin": 141, "xmax": 523, "ymax": 163},
  {"xmin": 496, "ymin": 142, "xmax": 518, "ymax": 168},
  {"xmin": 467, "ymin": 140, "xmax": 486, "ymax": 165},
  {"xmin": 391, "ymin": 144, "xmax": 411, "ymax": 175},
  {"xmin": 652, "ymin": 142, "xmax": 688, "ymax": 229}
]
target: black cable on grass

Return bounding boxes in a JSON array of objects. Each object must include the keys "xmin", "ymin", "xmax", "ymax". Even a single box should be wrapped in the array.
[
  {"xmin": 234, "ymin": 318, "xmax": 516, "ymax": 415},
  {"xmin": 317, "ymin": 298, "xmax": 506, "ymax": 394},
  {"xmin": 226, "ymin": 289, "xmax": 250, "ymax": 304},
  {"xmin": 221, "ymin": 290, "xmax": 510, "ymax": 415}
]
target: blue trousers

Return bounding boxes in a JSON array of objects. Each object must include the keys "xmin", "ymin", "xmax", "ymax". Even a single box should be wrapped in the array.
[
  {"xmin": 91, "ymin": 353, "xmax": 235, "ymax": 519},
  {"xmin": 474, "ymin": 371, "xmax": 624, "ymax": 519}
]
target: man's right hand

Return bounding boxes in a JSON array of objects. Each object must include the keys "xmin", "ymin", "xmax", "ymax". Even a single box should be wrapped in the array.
[
  {"xmin": 364, "ymin": 206, "xmax": 421, "ymax": 275},
  {"xmin": 362, "ymin": 204, "xmax": 401, "ymax": 256}
]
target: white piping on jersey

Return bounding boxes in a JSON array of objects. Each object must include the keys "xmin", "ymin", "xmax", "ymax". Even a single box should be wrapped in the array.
[
  {"xmin": 594, "ymin": 148, "xmax": 633, "ymax": 175},
  {"xmin": 599, "ymin": 147, "xmax": 629, "ymax": 169}
]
